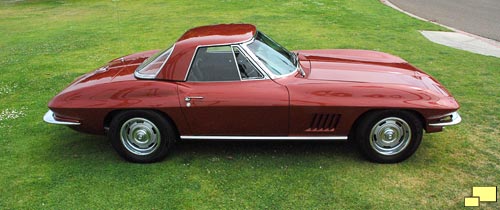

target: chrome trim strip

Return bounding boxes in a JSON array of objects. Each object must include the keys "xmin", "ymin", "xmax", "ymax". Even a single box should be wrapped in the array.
[
  {"xmin": 180, "ymin": 136, "xmax": 348, "ymax": 140},
  {"xmin": 43, "ymin": 110, "xmax": 81, "ymax": 126},
  {"xmin": 428, "ymin": 112, "xmax": 462, "ymax": 127}
]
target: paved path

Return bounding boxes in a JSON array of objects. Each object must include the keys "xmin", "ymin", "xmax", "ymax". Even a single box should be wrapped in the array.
[{"xmin": 389, "ymin": 0, "xmax": 500, "ymax": 41}]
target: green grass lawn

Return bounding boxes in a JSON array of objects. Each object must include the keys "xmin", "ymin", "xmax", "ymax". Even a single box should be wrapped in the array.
[{"xmin": 1, "ymin": 0, "xmax": 499, "ymax": 209}]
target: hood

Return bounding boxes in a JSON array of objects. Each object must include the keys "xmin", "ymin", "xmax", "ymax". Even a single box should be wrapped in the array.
[
  {"xmin": 60, "ymin": 50, "xmax": 160, "ymax": 93},
  {"xmin": 299, "ymin": 49, "xmax": 451, "ymax": 96},
  {"xmin": 300, "ymin": 49, "xmax": 407, "ymax": 65}
]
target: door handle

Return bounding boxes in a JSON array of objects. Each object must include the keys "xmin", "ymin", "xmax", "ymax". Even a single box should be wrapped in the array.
[
  {"xmin": 185, "ymin": 96, "xmax": 204, "ymax": 102},
  {"xmin": 185, "ymin": 96, "xmax": 203, "ymax": 108}
]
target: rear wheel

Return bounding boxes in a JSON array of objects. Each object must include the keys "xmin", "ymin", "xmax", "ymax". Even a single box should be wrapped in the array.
[
  {"xmin": 356, "ymin": 110, "xmax": 423, "ymax": 163},
  {"xmin": 109, "ymin": 110, "xmax": 176, "ymax": 163}
]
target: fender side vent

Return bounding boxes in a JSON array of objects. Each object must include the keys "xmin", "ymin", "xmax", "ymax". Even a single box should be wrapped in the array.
[{"xmin": 306, "ymin": 113, "xmax": 340, "ymax": 132}]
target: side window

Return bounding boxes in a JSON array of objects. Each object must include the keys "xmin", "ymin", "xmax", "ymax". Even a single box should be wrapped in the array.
[
  {"xmin": 187, "ymin": 46, "xmax": 240, "ymax": 81},
  {"xmin": 233, "ymin": 47, "xmax": 264, "ymax": 80}
]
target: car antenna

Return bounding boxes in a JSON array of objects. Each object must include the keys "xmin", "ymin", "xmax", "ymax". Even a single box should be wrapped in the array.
[{"xmin": 296, "ymin": 52, "xmax": 306, "ymax": 77}]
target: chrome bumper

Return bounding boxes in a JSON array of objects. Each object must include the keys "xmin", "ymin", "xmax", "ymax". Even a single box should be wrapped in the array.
[
  {"xmin": 43, "ymin": 110, "xmax": 81, "ymax": 125},
  {"xmin": 428, "ymin": 112, "xmax": 461, "ymax": 127}
]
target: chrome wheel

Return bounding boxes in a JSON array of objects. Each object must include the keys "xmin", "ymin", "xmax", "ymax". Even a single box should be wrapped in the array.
[
  {"xmin": 369, "ymin": 117, "xmax": 411, "ymax": 156},
  {"xmin": 120, "ymin": 117, "xmax": 161, "ymax": 156}
]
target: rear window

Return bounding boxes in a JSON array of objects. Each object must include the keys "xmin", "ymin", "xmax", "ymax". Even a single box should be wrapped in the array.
[{"xmin": 135, "ymin": 46, "xmax": 173, "ymax": 78}]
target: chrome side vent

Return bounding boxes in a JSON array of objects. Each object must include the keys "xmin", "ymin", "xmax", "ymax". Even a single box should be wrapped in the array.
[{"xmin": 306, "ymin": 113, "xmax": 340, "ymax": 132}]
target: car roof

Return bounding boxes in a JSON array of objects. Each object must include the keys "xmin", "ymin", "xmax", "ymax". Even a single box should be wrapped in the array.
[
  {"xmin": 177, "ymin": 23, "xmax": 257, "ymax": 46},
  {"xmin": 157, "ymin": 24, "xmax": 257, "ymax": 81}
]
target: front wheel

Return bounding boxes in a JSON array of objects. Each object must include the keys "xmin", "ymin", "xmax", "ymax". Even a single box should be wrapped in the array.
[
  {"xmin": 109, "ymin": 110, "xmax": 176, "ymax": 163},
  {"xmin": 356, "ymin": 110, "xmax": 423, "ymax": 163}
]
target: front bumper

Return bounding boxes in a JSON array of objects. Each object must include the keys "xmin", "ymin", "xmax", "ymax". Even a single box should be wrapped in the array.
[
  {"xmin": 428, "ymin": 111, "xmax": 461, "ymax": 127},
  {"xmin": 43, "ymin": 110, "xmax": 81, "ymax": 125}
]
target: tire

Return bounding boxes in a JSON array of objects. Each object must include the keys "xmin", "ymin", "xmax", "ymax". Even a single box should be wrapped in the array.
[
  {"xmin": 356, "ymin": 110, "xmax": 423, "ymax": 163},
  {"xmin": 109, "ymin": 110, "xmax": 176, "ymax": 163}
]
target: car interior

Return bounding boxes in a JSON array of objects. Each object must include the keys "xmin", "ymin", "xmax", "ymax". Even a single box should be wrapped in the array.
[{"xmin": 187, "ymin": 47, "xmax": 240, "ymax": 81}]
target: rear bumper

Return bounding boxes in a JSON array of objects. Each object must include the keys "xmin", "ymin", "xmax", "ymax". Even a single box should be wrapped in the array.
[
  {"xmin": 43, "ymin": 110, "xmax": 81, "ymax": 125},
  {"xmin": 428, "ymin": 111, "xmax": 461, "ymax": 127}
]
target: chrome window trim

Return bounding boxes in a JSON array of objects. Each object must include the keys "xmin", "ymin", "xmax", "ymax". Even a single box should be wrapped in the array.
[
  {"xmin": 234, "ymin": 43, "xmax": 270, "ymax": 80},
  {"xmin": 184, "ymin": 45, "xmax": 202, "ymax": 81},
  {"xmin": 231, "ymin": 45, "xmax": 266, "ymax": 81},
  {"xmin": 183, "ymin": 36, "xmax": 257, "ymax": 82},
  {"xmin": 258, "ymin": 31, "xmax": 298, "ymax": 77},
  {"xmin": 180, "ymin": 135, "xmax": 348, "ymax": 140},
  {"xmin": 184, "ymin": 43, "xmax": 269, "ymax": 82},
  {"xmin": 239, "ymin": 40, "xmax": 277, "ymax": 79},
  {"xmin": 239, "ymin": 39, "xmax": 299, "ymax": 80},
  {"xmin": 230, "ymin": 46, "xmax": 243, "ymax": 81},
  {"xmin": 134, "ymin": 45, "xmax": 176, "ymax": 80}
]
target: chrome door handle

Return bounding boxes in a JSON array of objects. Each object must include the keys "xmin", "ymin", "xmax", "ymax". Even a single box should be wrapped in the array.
[{"xmin": 185, "ymin": 96, "xmax": 204, "ymax": 102}]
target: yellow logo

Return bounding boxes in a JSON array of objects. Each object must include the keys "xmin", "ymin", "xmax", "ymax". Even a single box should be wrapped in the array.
[{"xmin": 464, "ymin": 186, "xmax": 497, "ymax": 207}]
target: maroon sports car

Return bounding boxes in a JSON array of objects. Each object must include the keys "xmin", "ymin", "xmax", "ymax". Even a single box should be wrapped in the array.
[{"xmin": 44, "ymin": 24, "xmax": 461, "ymax": 163}]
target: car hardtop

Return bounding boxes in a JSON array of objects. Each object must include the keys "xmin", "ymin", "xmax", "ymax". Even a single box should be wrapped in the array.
[{"xmin": 156, "ymin": 24, "xmax": 257, "ymax": 81}]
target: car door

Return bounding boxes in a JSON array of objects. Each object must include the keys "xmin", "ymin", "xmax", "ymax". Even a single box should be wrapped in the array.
[{"xmin": 177, "ymin": 45, "xmax": 289, "ymax": 136}]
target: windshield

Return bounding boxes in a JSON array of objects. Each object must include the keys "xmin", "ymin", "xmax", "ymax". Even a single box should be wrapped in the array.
[
  {"xmin": 247, "ymin": 32, "xmax": 297, "ymax": 76},
  {"xmin": 135, "ymin": 46, "xmax": 173, "ymax": 78}
]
